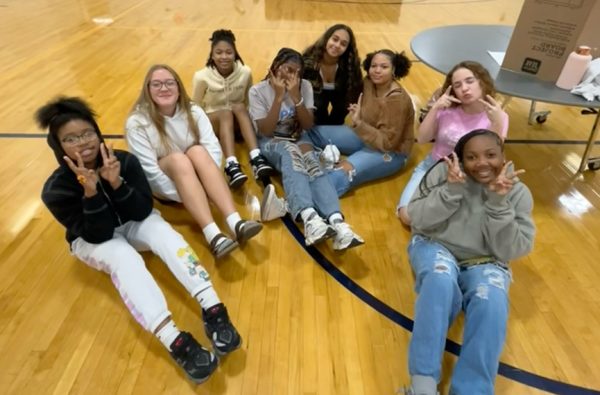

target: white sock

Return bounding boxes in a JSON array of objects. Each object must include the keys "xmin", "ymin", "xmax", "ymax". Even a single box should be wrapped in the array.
[
  {"xmin": 300, "ymin": 208, "xmax": 318, "ymax": 223},
  {"xmin": 225, "ymin": 156, "xmax": 239, "ymax": 166},
  {"xmin": 202, "ymin": 222, "xmax": 221, "ymax": 244},
  {"xmin": 328, "ymin": 212, "xmax": 343, "ymax": 224},
  {"xmin": 225, "ymin": 212, "xmax": 243, "ymax": 234},
  {"xmin": 195, "ymin": 284, "xmax": 221, "ymax": 310},
  {"xmin": 156, "ymin": 320, "xmax": 181, "ymax": 351},
  {"xmin": 249, "ymin": 149, "xmax": 260, "ymax": 160}
]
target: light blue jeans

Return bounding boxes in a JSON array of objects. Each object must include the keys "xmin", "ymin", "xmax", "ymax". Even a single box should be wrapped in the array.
[
  {"xmin": 397, "ymin": 153, "xmax": 437, "ymax": 210},
  {"xmin": 308, "ymin": 125, "xmax": 407, "ymax": 196},
  {"xmin": 258, "ymin": 134, "xmax": 341, "ymax": 220},
  {"xmin": 407, "ymin": 235, "xmax": 511, "ymax": 395}
]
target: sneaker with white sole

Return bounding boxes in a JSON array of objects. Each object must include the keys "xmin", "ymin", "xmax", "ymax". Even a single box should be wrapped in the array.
[
  {"xmin": 210, "ymin": 233, "xmax": 239, "ymax": 259},
  {"xmin": 304, "ymin": 214, "xmax": 336, "ymax": 246},
  {"xmin": 224, "ymin": 161, "xmax": 248, "ymax": 189},
  {"xmin": 260, "ymin": 184, "xmax": 287, "ymax": 222},
  {"xmin": 331, "ymin": 221, "xmax": 364, "ymax": 251},
  {"xmin": 250, "ymin": 154, "xmax": 276, "ymax": 179},
  {"xmin": 234, "ymin": 220, "xmax": 263, "ymax": 244}
]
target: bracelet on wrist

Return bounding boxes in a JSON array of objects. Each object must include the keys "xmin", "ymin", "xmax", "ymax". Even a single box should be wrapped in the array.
[{"xmin": 294, "ymin": 97, "xmax": 304, "ymax": 107}]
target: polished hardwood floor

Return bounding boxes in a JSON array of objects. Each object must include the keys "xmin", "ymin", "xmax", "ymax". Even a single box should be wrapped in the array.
[{"xmin": 1, "ymin": 0, "xmax": 600, "ymax": 394}]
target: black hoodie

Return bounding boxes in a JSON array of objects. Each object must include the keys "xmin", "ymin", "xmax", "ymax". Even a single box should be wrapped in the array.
[{"xmin": 41, "ymin": 129, "xmax": 154, "ymax": 245}]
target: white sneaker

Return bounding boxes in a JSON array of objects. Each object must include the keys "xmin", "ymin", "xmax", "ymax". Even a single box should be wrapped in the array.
[
  {"xmin": 304, "ymin": 215, "xmax": 336, "ymax": 246},
  {"xmin": 331, "ymin": 221, "xmax": 364, "ymax": 251},
  {"xmin": 260, "ymin": 184, "xmax": 287, "ymax": 222}
]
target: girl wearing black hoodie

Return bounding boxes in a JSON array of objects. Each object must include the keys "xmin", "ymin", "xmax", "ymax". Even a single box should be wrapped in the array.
[{"xmin": 38, "ymin": 97, "xmax": 241, "ymax": 384}]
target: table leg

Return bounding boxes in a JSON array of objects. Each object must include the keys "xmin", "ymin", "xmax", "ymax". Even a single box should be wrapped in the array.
[
  {"xmin": 578, "ymin": 111, "xmax": 600, "ymax": 173},
  {"xmin": 527, "ymin": 100, "xmax": 551, "ymax": 125}
]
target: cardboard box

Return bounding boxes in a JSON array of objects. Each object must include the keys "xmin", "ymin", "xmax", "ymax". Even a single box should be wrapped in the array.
[{"xmin": 502, "ymin": 0, "xmax": 600, "ymax": 81}]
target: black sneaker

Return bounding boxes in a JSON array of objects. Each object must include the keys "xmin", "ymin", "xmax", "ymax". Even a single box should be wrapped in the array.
[
  {"xmin": 203, "ymin": 303, "xmax": 242, "ymax": 357},
  {"xmin": 169, "ymin": 331, "xmax": 218, "ymax": 384},
  {"xmin": 224, "ymin": 161, "xmax": 248, "ymax": 189},
  {"xmin": 250, "ymin": 154, "xmax": 276, "ymax": 179}
]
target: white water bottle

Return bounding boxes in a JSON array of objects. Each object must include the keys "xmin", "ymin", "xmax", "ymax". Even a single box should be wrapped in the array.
[{"xmin": 556, "ymin": 45, "xmax": 592, "ymax": 90}]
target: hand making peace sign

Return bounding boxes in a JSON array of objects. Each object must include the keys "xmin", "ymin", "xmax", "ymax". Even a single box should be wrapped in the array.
[
  {"xmin": 99, "ymin": 143, "xmax": 122, "ymax": 189},
  {"xmin": 488, "ymin": 160, "xmax": 525, "ymax": 196},
  {"xmin": 478, "ymin": 94, "xmax": 503, "ymax": 124},
  {"xmin": 443, "ymin": 152, "xmax": 466, "ymax": 184},
  {"xmin": 63, "ymin": 153, "xmax": 98, "ymax": 196},
  {"xmin": 433, "ymin": 86, "xmax": 462, "ymax": 110}
]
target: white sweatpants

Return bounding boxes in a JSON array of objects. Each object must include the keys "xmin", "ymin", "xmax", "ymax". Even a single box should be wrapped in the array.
[{"xmin": 71, "ymin": 210, "xmax": 215, "ymax": 333}]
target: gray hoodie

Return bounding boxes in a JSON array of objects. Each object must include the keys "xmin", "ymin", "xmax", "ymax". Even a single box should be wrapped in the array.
[{"xmin": 408, "ymin": 163, "xmax": 535, "ymax": 264}]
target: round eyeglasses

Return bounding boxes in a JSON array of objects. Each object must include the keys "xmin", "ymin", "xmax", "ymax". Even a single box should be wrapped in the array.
[
  {"xmin": 61, "ymin": 129, "xmax": 98, "ymax": 146},
  {"xmin": 149, "ymin": 79, "xmax": 178, "ymax": 90}
]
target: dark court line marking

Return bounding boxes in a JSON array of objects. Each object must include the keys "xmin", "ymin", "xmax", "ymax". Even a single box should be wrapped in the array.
[
  {"xmin": 2, "ymin": 133, "xmax": 600, "ymax": 146},
  {"xmin": 281, "ymin": 216, "xmax": 600, "ymax": 394}
]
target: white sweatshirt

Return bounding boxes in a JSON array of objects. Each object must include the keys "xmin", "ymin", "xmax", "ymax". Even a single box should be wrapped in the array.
[{"xmin": 125, "ymin": 104, "xmax": 223, "ymax": 202}]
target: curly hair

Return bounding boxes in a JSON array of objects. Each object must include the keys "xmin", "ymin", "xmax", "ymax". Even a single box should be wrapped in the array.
[
  {"xmin": 205, "ymin": 29, "xmax": 244, "ymax": 68},
  {"xmin": 441, "ymin": 61, "xmax": 496, "ymax": 107},
  {"xmin": 302, "ymin": 24, "xmax": 362, "ymax": 101},
  {"xmin": 362, "ymin": 49, "xmax": 411, "ymax": 79}
]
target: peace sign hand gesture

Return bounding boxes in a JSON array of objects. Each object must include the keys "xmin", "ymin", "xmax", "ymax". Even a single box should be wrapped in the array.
[
  {"xmin": 99, "ymin": 143, "xmax": 122, "ymax": 189},
  {"xmin": 433, "ymin": 86, "xmax": 462, "ymax": 110},
  {"xmin": 478, "ymin": 94, "xmax": 503, "ymax": 124},
  {"xmin": 488, "ymin": 160, "xmax": 525, "ymax": 196},
  {"xmin": 443, "ymin": 152, "xmax": 466, "ymax": 184},
  {"xmin": 63, "ymin": 153, "xmax": 98, "ymax": 197}
]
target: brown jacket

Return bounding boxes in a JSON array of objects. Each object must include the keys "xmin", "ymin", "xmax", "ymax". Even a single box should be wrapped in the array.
[{"xmin": 354, "ymin": 78, "xmax": 414, "ymax": 155}]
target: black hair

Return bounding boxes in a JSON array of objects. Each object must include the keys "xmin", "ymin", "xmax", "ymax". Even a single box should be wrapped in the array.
[
  {"xmin": 453, "ymin": 128, "xmax": 503, "ymax": 162},
  {"xmin": 264, "ymin": 47, "xmax": 304, "ymax": 80},
  {"xmin": 35, "ymin": 96, "xmax": 103, "ymax": 165},
  {"xmin": 417, "ymin": 129, "xmax": 503, "ymax": 197},
  {"xmin": 362, "ymin": 49, "xmax": 411, "ymax": 79},
  {"xmin": 206, "ymin": 29, "xmax": 244, "ymax": 68},
  {"xmin": 302, "ymin": 24, "xmax": 362, "ymax": 101}
]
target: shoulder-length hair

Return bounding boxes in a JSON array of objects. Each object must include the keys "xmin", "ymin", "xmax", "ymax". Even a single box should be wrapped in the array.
[{"xmin": 441, "ymin": 61, "xmax": 497, "ymax": 107}]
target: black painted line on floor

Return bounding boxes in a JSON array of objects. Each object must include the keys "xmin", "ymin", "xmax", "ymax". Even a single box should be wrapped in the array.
[
  {"xmin": 0, "ymin": 133, "xmax": 124, "ymax": 139},
  {"xmin": 2, "ymin": 133, "xmax": 599, "ymax": 146},
  {"xmin": 281, "ymin": 215, "xmax": 600, "ymax": 394}
]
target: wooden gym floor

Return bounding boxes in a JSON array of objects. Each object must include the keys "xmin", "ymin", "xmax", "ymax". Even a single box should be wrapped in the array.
[{"xmin": 1, "ymin": 0, "xmax": 599, "ymax": 394}]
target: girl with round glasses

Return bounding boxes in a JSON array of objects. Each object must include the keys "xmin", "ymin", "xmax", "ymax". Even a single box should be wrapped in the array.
[
  {"xmin": 126, "ymin": 64, "xmax": 263, "ymax": 259},
  {"xmin": 38, "ymin": 96, "xmax": 242, "ymax": 385}
]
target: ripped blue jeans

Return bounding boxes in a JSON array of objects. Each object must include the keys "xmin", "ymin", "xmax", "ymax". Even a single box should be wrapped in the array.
[
  {"xmin": 258, "ymin": 135, "xmax": 341, "ymax": 220},
  {"xmin": 407, "ymin": 234, "xmax": 511, "ymax": 395},
  {"xmin": 307, "ymin": 125, "xmax": 407, "ymax": 197}
]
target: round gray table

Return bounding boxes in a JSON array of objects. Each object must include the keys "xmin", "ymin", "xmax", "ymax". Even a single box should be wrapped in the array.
[{"xmin": 411, "ymin": 24, "xmax": 600, "ymax": 172}]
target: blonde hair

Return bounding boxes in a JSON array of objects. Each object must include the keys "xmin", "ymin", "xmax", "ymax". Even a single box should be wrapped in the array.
[{"xmin": 130, "ymin": 64, "xmax": 200, "ymax": 152}]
